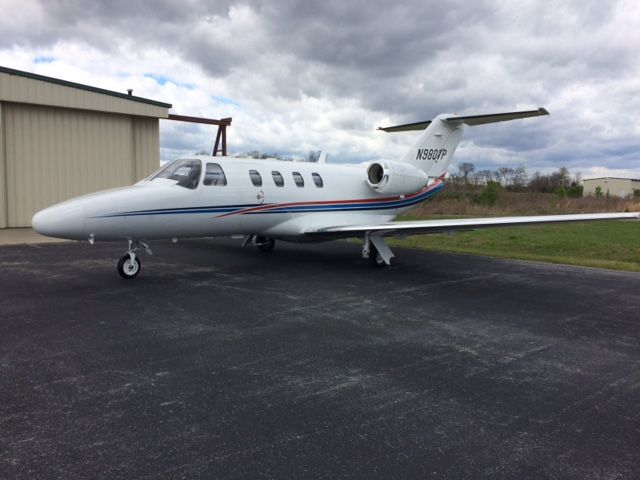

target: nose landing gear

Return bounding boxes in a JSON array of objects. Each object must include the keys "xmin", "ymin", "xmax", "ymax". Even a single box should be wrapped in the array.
[{"xmin": 117, "ymin": 240, "xmax": 152, "ymax": 279}]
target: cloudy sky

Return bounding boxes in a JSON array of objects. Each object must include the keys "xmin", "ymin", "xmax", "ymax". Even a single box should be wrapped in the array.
[{"xmin": 1, "ymin": 0, "xmax": 639, "ymax": 178}]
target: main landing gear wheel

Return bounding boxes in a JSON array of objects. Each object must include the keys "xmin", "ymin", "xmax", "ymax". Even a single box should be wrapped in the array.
[
  {"xmin": 368, "ymin": 245, "xmax": 387, "ymax": 268},
  {"xmin": 255, "ymin": 236, "xmax": 275, "ymax": 252},
  {"xmin": 117, "ymin": 254, "xmax": 141, "ymax": 279}
]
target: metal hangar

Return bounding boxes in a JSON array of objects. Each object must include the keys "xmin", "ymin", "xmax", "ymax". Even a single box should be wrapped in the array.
[{"xmin": 0, "ymin": 66, "xmax": 231, "ymax": 228}]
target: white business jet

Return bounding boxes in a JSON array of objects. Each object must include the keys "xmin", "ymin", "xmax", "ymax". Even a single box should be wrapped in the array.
[{"xmin": 32, "ymin": 108, "xmax": 638, "ymax": 278}]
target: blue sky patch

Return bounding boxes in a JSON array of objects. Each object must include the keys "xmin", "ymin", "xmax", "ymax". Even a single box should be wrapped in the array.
[
  {"xmin": 144, "ymin": 73, "xmax": 194, "ymax": 89},
  {"xmin": 213, "ymin": 95, "xmax": 240, "ymax": 107},
  {"xmin": 34, "ymin": 56, "xmax": 55, "ymax": 64}
]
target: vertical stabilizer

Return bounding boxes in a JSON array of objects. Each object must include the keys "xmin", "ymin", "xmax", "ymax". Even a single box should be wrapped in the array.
[{"xmin": 398, "ymin": 115, "xmax": 464, "ymax": 179}]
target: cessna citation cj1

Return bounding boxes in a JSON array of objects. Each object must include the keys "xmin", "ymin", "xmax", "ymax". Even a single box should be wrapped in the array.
[{"xmin": 32, "ymin": 108, "xmax": 639, "ymax": 278}]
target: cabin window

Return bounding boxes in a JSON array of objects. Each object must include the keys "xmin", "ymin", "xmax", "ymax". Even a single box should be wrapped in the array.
[
  {"xmin": 312, "ymin": 172, "xmax": 323, "ymax": 188},
  {"xmin": 149, "ymin": 158, "xmax": 201, "ymax": 189},
  {"xmin": 203, "ymin": 163, "xmax": 227, "ymax": 186},
  {"xmin": 249, "ymin": 170, "xmax": 262, "ymax": 187},
  {"xmin": 292, "ymin": 172, "xmax": 304, "ymax": 187},
  {"xmin": 272, "ymin": 171, "xmax": 284, "ymax": 187}
]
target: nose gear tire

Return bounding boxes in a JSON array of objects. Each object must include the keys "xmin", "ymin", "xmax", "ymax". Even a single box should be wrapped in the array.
[{"xmin": 117, "ymin": 255, "xmax": 141, "ymax": 279}]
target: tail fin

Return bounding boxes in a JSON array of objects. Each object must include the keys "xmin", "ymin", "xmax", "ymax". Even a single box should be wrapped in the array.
[{"xmin": 379, "ymin": 108, "xmax": 549, "ymax": 179}]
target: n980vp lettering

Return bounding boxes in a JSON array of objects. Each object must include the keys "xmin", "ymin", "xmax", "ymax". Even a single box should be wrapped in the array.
[{"xmin": 416, "ymin": 148, "xmax": 447, "ymax": 161}]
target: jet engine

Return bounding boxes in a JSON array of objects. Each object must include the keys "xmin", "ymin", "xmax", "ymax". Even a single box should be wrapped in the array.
[{"xmin": 365, "ymin": 161, "xmax": 430, "ymax": 195}]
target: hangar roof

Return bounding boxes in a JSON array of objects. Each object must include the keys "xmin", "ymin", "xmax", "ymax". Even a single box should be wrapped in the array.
[
  {"xmin": 583, "ymin": 177, "xmax": 640, "ymax": 182},
  {"xmin": 0, "ymin": 65, "xmax": 171, "ymax": 118}
]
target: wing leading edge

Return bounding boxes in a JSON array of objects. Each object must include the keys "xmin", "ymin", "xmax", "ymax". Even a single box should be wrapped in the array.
[{"xmin": 306, "ymin": 212, "xmax": 640, "ymax": 239}]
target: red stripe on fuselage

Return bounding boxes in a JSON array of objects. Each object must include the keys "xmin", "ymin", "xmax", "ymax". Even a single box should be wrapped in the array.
[{"xmin": 216, "ymin": 180, "xmax": 441, "ymax": 218}]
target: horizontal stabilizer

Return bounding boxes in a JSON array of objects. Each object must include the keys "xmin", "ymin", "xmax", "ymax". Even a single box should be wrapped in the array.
[
  {"xmin": 378, "ymin": 120, "xmax": 432, "ymax": 133},
  {"xmin": 378, "ymin": 108, "xmax": 549, "ymax": 132}
]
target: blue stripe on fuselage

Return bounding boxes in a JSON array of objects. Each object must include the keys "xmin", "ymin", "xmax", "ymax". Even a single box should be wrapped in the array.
[{"xmin": 93, "ymin": 182, "xmax": 444, "ymax": 218}]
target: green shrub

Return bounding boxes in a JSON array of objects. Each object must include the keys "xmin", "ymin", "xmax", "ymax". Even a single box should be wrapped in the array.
[
  {"xmin": 595, "ymin": 185, "xmax": 603, "ymax": 198},
  {"xmin": 567, "ymin": 184, "xmax": 583, "ymax": 198},
  {"xmin": 474, "ymin": 181, "xmax": 502, "ymax": 206}
]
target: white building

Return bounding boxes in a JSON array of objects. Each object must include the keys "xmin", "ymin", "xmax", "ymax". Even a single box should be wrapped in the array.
[{"xmin": 583, "ymin": 177, "xmax": 640, "ymax": 198}]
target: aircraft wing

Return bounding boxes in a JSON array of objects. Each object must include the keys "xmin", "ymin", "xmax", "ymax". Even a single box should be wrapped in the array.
[{"xmin": 306, "ymin": 212, "xmax": 640, "ymax": 239}]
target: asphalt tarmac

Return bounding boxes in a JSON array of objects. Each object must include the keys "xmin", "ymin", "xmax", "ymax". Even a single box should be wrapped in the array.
[{"xmin": 1, "ymin": 238, "xmax": 639, "ymax": 479}]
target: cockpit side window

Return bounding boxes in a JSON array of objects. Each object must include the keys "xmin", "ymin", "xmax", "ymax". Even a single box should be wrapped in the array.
[
  {"xmin": 203, "ymin": 163, "xmax": 228, "ymax": 186},
  {"xmin": 149, "ymin": 159, "xmax": 202, "ymax": 189}
]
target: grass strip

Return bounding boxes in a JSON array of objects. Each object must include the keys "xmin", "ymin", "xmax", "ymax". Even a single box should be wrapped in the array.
[{"xmin": 388, "ymin": 218, "xmax": 640, "ymax": 272}]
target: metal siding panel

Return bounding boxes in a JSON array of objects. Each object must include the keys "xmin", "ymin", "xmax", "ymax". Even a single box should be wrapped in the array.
[
  {"xmin": 4, "ymin": 103, "xmax": 19, "ymax": 225},
  {"xmin": 133, "ymin": 117, "xmax": 160, "ymax": 180},
  {"xmin": 5, "ymin": 103, "xmax": 135, "ymax": 226},
  {"xmin": 0, "ymin": 102, "xmax": 6, "ymax": 228}
]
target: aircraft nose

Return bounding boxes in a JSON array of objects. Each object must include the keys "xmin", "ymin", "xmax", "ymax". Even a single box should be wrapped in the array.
[{"xmin": 32, "ymin": 202, "xmax": 86, "ymax": 240}]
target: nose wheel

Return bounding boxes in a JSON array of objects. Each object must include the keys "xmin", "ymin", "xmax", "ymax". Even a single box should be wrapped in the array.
[
  {"xmin": 116, "ymin": 240, "xmax": 152, "ymax": 279},
  {"xmin": 117, "ymin": 254, "xmax": 141, "ymax": 278}
]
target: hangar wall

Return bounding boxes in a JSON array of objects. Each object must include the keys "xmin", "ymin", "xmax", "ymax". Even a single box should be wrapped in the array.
[
  {"xmin": 583, "ymin": 177, "xmax": 640, "ymax": 197},
  {"xmin": 1, "ymin": 103, "xmax": 161, "ymax": 227},
  {"xmin": 0, "ymin": 103, "xmax": 6, "ymax": 228},
  {"xmin": 132, "ymin": 116, "xmax": 160, "ymax": 181},
  {"xmin": 0, "ymin": 66, "xmax": 172, "ymax": 229}
]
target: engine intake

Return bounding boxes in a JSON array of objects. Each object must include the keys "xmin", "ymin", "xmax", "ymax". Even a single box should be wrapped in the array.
[{"xmin": 365, "ymin": 161, "xmax": 429, "ymax": 195}]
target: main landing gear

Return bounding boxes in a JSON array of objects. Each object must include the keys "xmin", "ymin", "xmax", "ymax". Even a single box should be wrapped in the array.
[
  {"xmin": 117, "ymin": 240, "xmax": 153, "ymax": 279},
  {"xmin": 243, "ymin": 235, "xmax": 275, "ymax": 252},
  {"xmin": 362, "ymin": 233, "xmax": 395, "ymax": 268}
]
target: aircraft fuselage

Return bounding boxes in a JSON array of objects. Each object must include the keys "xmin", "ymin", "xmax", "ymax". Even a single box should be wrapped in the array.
[{"xmin": 32, "ymin": 156, "xmax": 443, "ymax": 242}]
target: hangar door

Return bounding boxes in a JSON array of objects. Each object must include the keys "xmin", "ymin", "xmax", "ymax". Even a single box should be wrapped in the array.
[{"xmin": 3, "ymin": 103, "xmax": 141, "ymax": 227}]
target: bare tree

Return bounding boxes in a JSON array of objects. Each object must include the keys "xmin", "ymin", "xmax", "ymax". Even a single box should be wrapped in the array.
[
  {"xmin": 511, "ymin": 167, "xmax": 528, "ymax": 191},
  {"xmin": 475, "ymin": 170, "xmax": 493, "ymax": 185},
  {"xmin": 497, "ymin": 167, "xmax": 514, "ymax": 186},
  {"xmin": 574, "ymin": 170, "xmax": 582, "ymax": 185},
  {"xmin": 559, "ymin": 166, "xmax": 570, "ymax": 188},
  {"xmin": 457, "ymin": 162, "xmax": 475, "ymax": 185}
]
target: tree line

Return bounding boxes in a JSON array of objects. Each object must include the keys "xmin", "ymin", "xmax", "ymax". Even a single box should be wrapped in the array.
[
  {"xmin": 451, "ymin": 162, "xmax": 583, "ymax": 196},
  {"xmin": 243, "ymin": 150, "xmax": 322, "ymax": 162}
]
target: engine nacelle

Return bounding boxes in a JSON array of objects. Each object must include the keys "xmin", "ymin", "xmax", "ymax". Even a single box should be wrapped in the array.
[{"xmin": 365, "ymin": 161, "xmax": 430, "ymax": 195}]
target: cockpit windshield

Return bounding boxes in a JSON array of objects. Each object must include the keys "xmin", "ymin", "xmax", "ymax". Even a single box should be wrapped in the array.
[{"xmin": 149, "ymin": 159, "xmax": 202, "ymax": 189}]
